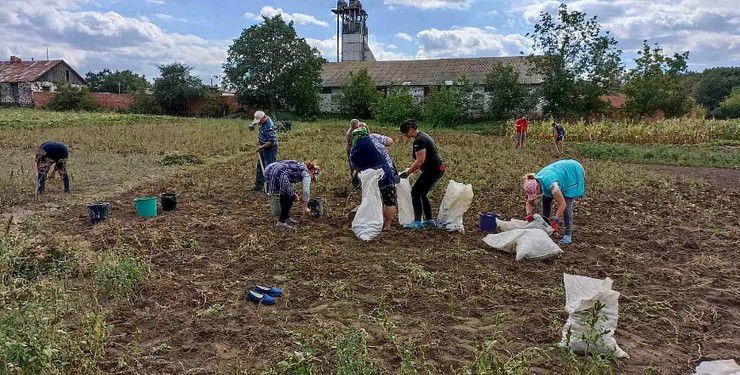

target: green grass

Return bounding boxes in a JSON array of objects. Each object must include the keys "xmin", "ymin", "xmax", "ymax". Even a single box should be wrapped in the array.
[
  {"xmin": 333, "ymin": 328, "xmax": 381, "ymax": 375},
  {"xmin": 0, "ymin": 107, "xmax": 183, "ymax": 129},
  {"xmin": 93, "ymin": 249, "xmax": 149, "ymax": 299},
  {"xmin": 572, "ymin": 142, "xmax": 740, "ymax": 168}
]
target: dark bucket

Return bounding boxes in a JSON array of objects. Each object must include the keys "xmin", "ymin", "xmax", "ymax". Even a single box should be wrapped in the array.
[
  {"xmin": 479, "ymin": 212, "xmax": 498, "ymax": 233},
  {"xmin": 160, "ymin": 193, "xmax": 178, "ymax": 212},
  {"xmin": 308, "ymin": 198, "xmax": 325, "ymax": 218},
  {"xmin": 87, "ymin": 202, "xmax": 110, "ymax": 224}
]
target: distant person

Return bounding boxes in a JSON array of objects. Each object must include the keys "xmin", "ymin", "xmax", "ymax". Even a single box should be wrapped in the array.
[
  {"xmin": 361, "ymin": 122, "xmax": 396, "ymax": 172},
  {"xmin": 515, "ymin": 115, "xmax": 528, "ymax": 149},
  {"xmin": 249, "ymin": 110, "xmax": 278, "ymax": 192},
  {"xmin": 350, "ymin": 127, "xmax": 398, "ymax": 231},
  {"xmin": 552, "ymin": 121, "xmax": 566, "ymax": 153},
  {"xmin": 523, "ymin": 159, "xmax": 585, "ymax": 244},
  {"xmin": 398, "ymin": 119, "xmax": 445, "ymax": 230},
  {"xmin": 345, "ymin": 119, "xmax": 361, "ymax": 187},
  {"xmin": 264, "ymin": 160, "xmax": 321, "ymax": 230},
  {"xmin": 35, "ymin": 141, "xmax": 70, "ymax": 195}
]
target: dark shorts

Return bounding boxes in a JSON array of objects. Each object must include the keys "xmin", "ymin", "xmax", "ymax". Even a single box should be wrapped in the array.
[
  {"xmin": 556, "ymin": 135, "xmax": 565, "ymax": 142},
  {"xmin": 380, "ymin": 184, "xmax": 397, "ymax": 207}
]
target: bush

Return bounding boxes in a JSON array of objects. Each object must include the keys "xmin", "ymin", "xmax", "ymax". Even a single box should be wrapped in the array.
[
  {"xmin": 485, "ymin": 63, "xmax": 531, "ymax": 119},
  {"xmin": 713, "ymin": 88, "xmax": 740, "ymax": 119},
  {"xmin": 93, "ymin": 250, "xmax": 149, "ymax": 298},
  {"xmin": 198, "ymin": 94, "xmax": 230, "ymax": 118},
  {"xmin": 130, "ymin": 91, "xmax": 162, "ymax": 115},
  {"xmin": 424, "ymin": 86, "xmax": 464, "ymax": 127},
  {"xmin": 45, "ymin": 82, "xmax": 97, "ymax": 111},
  {"xmin": 337, "ymin": 69, "xmax": 381, "ymax": 118},
  {"xmin": 371, "ymin": 89, "xmax": 421, "ymax": 124}
]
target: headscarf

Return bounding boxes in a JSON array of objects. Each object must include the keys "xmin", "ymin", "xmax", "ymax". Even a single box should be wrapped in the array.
[
  {"xmin": 351, "ymin": 127, "xmax": 369, "ymax": 146},
  {"xmin": 523, "ymin": 174, "xmax": 539, "ymax": 202}
]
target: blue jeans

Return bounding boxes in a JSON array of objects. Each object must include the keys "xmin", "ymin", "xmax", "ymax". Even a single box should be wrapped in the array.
[
  {"xmin": 542, "ymin": 196, "xmax": 575, "ymax": 236},
  {"xmin": 255, "ymin": 145, "xmax": 277, "ymax": 190}
]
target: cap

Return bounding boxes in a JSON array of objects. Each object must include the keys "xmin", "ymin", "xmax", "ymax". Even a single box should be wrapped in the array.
[
  {"xmin": 250, "ymin": 110, "xmax": 265, "ymax": 126},
  {"xmin": 523, "ymin": 177, "xmax": 539, "ymax": 202}
]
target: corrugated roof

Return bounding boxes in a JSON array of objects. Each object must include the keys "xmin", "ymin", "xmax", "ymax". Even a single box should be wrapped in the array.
[
  {"xmin": 0, "ymin": 60, "xmax": 63, "ymax": 83},
  {"xmin": 321, "ymin": 56, "xmax": 543, "ymax": 87}
]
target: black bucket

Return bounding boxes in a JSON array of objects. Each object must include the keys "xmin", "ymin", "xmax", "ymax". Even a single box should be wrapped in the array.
[
  {"xmin": 308, "ymin": 198, "xmax": 325, "ymax": 218},
  {"xmin": 160, "ymin": 193, "xmax": 178, "ymax": 211},
  {"xmin": 87, "ymin": 202, "xmax": 110, "ymax": 224}
]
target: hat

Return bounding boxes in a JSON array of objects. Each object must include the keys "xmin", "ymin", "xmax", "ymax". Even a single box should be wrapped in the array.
[
  {"xmin": 523, "ymin": 176, "xmax": 539, "ymax": 202},
  {"xmin": 250, "ymin": 111, "xmax": 266, "ymax": 126},
  {"xmin": 351, "ymin": 127, "xmax": 369, "ymax": 146}
]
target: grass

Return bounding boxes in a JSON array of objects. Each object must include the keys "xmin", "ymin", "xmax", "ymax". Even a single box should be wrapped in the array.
[
  {"xmin": 0, "ymin": 107, "xmax": 183, "ymax": 129},
  {"xmin": 333, "ymin": 328, "xmax": 380, "ymax": 375},
  {"xmin": 93, "ymin": 248, "xmax": 149, "ymax": 299},
  {"xmin": 571, "ymin": 142, "xmax": 740, "ymax": 168}
]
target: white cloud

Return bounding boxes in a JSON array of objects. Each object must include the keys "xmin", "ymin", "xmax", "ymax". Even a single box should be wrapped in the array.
[
  {"xmin": 306, "ymin": 36, "xmax": 339, "ymax": 61},
  {"xmin": 416, "ymin": 27, "xmax": 532, "ymax": 58},
  {"xmin": 396, "ymin": 32, "xmax": 413, "ymax": 41},
  {"xmin": 384, "ymin": 0, "xmax": 473, "ymax": 10},
  {"xmin": 246, "ymin": 6, "xmax": 328, "ymax": 27},
  {"xmin": 306, "ymin": 36, "xmax": 412, "ymax": 61}
]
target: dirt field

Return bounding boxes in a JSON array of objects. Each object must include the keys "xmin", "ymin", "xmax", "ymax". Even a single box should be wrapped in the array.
[{"xmin": 2, "ymin": 112, "xmax": 739, "ymax": 374}]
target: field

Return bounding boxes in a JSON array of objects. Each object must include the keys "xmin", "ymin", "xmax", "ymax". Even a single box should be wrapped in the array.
[{"xmin": 1, "ymin": 108, "xmax": 738, "ymax": 374}]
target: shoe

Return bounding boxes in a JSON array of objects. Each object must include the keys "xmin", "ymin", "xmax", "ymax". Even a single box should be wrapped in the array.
[
  {"xmin": 423, "ymin": 219, "xmax": 437, "ymax": 229},
  {"xmin": 403, "ymin": 221, "xmax": 424, "ymax": 230},
  {"xmin": 286, "ymin": 218, "xmax": 299, "ymax": 225},
  {"xmin": 276, "ymin": 222, "xmax": 294, "ymax": 230},
  {"xmin": 559, "ymin": 235, "xmax": 572, "ymax": 245},
  {"xmin": 246, "ymin": 290, "xmax": 276, "ymax": 305},
  {"xmin": 254, "ymin": 285, "xmax": 283, "ymax": 297}
]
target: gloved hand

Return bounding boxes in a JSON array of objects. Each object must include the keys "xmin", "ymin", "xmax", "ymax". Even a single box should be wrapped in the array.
[
  {"xmin": 398, "ymin": 169, "xmax": 410, "ymax": 179},
  {"xmin": 524, "ymin": 214, "xmax": 534, "ymax": 222},
  {"xmin": 248, "ymin": 124, "xmax": 255, "ymax": 131},
  {"xmin": 551, "ymin": 217, "xmax": 560, "ymax": 231},
  {"xmin": 255, "ymin": 146, "xmax": 263, "ymax": 154}
]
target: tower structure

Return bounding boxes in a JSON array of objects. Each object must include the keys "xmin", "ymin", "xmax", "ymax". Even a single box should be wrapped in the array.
[{"xmin": 331, "ymin": 0, "xmax": 375, "ymax": 62}]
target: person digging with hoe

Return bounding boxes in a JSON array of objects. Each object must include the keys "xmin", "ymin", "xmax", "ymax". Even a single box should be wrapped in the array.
[
  {"xmin": 35, "ymin": 141, "xmax": 71, "ymax": 195},
  {"xmin": 264, "ymin": 160, "xmax": 321, "ymax": 230},
  {"xmin": 249, "ymin": 110, "xmax": 278, "ymax": 192},
  {"xmin": 398, "ymin": 119, "xmax": 445, "ymax": 230},
  {"xmin": 523, "ymin": 159, "xmax": 585, "ymax": 244}
]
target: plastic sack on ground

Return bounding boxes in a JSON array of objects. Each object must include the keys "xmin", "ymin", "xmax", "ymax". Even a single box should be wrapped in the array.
[
  {"xmin": 352, "ymin": 169, "xmax": 384, "ymax": 241},
  {"xmin": 396, "ymin": 178, "xmax": 414, "ymax": 226},
  {"xmin": 559, "ymin": 274, "xmax": 629, "ymax": 359},
  {"xmin": 437, "ymin": 180, "xmax": 473, "ymax": 232},
  {"xmin": 483, "ymin": 228, "xmax": 563, "ymax": 261},
  {"xmin": 694, "ymin": 360, "xmax": 740, "ymax": 375},
  {"xmin": 496, "ymin": 214, "xmax": 554, "ymax": 235}
]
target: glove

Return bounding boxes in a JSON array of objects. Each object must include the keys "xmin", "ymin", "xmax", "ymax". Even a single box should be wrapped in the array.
[
  {"xmin": 248, "ymin": 124, "xmax": 255, "ymax": 131},
  {"xmin": 398, "ymin": 169, "xmax": 410, "ymax": 179},
  {"xmin": 524, "ymin": 214, "xmax": 534, "ymax": 222},
  {"xmin": 551, "ymin": 217, "xmax": 560, "ymax": 231}
]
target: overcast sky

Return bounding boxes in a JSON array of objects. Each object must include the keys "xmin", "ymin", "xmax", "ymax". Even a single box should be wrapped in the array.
[{"xmin": 1, "ymin": 0, "xmax": 738, "ymax": 82}]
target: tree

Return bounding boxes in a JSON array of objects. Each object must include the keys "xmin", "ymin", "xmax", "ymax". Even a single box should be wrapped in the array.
[
  {"xmin": 623, "ymin": 42, "xmax": 692, "ymax": 118},
  {"xmin": 692, "ymin": 67, "xmax": 740, "ymax": 110},
  {"xmin": 485, "ymin": 62, "xmax": 531, "ymax": 119},
  {"xmin": 528, "ymin": 3, "xmax": 623, "ymax": 117},
  {"xmin": 130, "ymin": 91, "xmax": 162, "ymax": 115},
  {"xmin": 713, "ymin": 87, "xmax": 740, "ymax": 119},
  {"xmin": 371, "ymin": 88, "xmax": 421, "ymax": 124},
  {"xmin": 223, "ymin": 15, "xmax": 324, "ymax": 115},
  {"xmin": 85, "ymin": 69, "xmax": 150, "ymax": 93},
  {"xmin": 424, "ymin": 85, "xmax": 464, "ymax": 127},
  {"xmin": 45, "ymin": 81, "xmax": 97, "ymax": 111},
  {"xmin": 153, "ymin": 63, "xmax": 205, "ymax": 114},
  {"xmin": 337, "ymin": 69, "xmax": 380, "ymax": 118}
]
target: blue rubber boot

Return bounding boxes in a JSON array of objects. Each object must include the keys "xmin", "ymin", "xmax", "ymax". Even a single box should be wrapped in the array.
[
  {"xmin": 246, "ymin": 290, "xmax": 277, "ymax": 305},
  {"xmin": 403, "ymin": 221, "xmax": 424, "ymax": 230},
  {"xmin": 559, "ymin": 235, "xmax": 573, "ymax": 245},
  {"xmin": 254, "ymin": 285, "xmax": 283, "ymax": 297},
  {"xmin": 423, "ymin": 219, "xmax": 437, "ymax": 229}
]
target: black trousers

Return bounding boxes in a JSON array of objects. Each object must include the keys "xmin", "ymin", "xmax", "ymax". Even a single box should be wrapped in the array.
[
  {"xmin": 279, "ymin": 194, "xmax": 295, "ymax": 223},
  {"xmin": 411, "ymin": 169, "xmax": 444, "ymax": 221}
]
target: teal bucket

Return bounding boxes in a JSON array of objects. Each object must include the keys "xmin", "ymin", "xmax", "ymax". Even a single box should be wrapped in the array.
[{"xmin": 134, "ymin": 196, "xmax": 158, "ymax": 218}]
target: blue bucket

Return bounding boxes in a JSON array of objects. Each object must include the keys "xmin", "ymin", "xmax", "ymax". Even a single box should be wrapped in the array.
[{"xmin": 479, "ymin": 212, "xmax": 498, "ymax": 233}]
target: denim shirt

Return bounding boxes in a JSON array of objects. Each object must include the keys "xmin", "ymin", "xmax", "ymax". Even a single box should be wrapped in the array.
[{"xmin": 258, "ymin": 117, "xmax": 278, "ymax": 146}]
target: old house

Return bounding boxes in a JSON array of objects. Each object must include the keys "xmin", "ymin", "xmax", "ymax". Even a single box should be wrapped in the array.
[{"xmin": 0, "ymin": 56, "xmax": 86, "ymax": 106}]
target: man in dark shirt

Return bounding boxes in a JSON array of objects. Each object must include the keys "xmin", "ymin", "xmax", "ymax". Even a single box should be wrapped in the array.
[
  {"xmin": 398, "ymin": 119, "xmax": 445, "ymax": 230},
  {"xmin": 35, "ymin": 141, "xmax": 70, "ymax": 195}
]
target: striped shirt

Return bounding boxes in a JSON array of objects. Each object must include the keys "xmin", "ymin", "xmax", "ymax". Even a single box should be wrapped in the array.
[
  {"xmin": 258, "ymin": 117, "xmax": 278, "ymax": 145},
  {"xmin": 264, "ymin": 160, "xmax": 308, "ymax": 197},
  {"xmin": 370, "ymin": 133, "xmax": 393, "ymax": 167}
]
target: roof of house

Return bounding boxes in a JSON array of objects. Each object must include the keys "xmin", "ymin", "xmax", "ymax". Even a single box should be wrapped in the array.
[
  {"xmin": 321, "ymin": 56, "xmax": 543, "ymax": 88},
  {"xmin": 0, "ymin": 60, "xmax": 68, "ymax": 83}
]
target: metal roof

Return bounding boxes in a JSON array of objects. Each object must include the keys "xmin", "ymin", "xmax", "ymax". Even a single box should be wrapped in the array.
[
  {"xmin": 321, "ymin": 56, "xmax": 543, "ymax": 88},
  {"xmin": 0, "ymin": 60, "xmax": 64, "ymax": 83}
]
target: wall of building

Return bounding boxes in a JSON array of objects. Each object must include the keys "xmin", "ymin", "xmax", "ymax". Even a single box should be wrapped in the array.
[
  {"xmin": 37, "ymin": 62, "xmax": 86, "ymax": 85},
  {"xmin": 0, "ymin": 82, "xmax": 34, "ymax": 106}
]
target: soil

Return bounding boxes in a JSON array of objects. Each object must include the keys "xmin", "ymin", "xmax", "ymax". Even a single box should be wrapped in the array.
[
  {"xmin": 20, "ymin": 160, "xmax": 740, "ymax": 374},
  {"xmin": 643, "ymin": 164, "xmax": 740, "ymax": 191}
]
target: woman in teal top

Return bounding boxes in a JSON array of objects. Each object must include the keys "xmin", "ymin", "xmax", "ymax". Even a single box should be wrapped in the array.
[{"xmin": 522, "ymin": 159, "xmax": 585, "ymax": 244}]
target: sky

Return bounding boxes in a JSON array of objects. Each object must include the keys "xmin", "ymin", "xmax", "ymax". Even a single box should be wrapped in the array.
[{"xmin": 1, "ymin": 0, "xmax": 738, "ymax": 83}]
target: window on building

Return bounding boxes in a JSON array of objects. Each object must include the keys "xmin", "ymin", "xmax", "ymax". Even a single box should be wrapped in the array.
[
  {"xmin": 66, "ymin": 70, "xmax": 70, "ymax": 82},
  {"xmin": 321, "ymin": 87, "xmax": 333, "ymax": 94},
  {"xmin": 10, "ymin": 83, "xmax": 19, "ymax": 99},
  {"xmin": 423, "ymin": 86, "xmax": 431, "ymax": 97}
]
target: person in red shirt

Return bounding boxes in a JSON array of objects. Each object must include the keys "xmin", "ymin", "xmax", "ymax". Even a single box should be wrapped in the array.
[{"xmin": 515, "ymin": 115, "xmax": 528, "ymax": 149}]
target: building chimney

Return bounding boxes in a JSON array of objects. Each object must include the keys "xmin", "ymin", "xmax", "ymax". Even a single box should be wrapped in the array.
[{"xmin": 10, "ymin": 56, "xmax": 21, "ymax": 63}]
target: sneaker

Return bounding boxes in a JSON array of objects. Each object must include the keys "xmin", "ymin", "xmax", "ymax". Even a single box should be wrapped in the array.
[
  {"xmin": 403, "ymin": 221, "xmax": 424, "ymax": 230},
  {"xmin": 254, "ymin": 285, "xmax": 283, "ymax": 297},
  {"xmin": 559, "ymin": 235, "xmax": 573, "ymax": 245},
  {"xmin": 423, "ymin": 219, "xmax": 437, "ymax": 229},
  {"xmin": 276, "ymin": 222, "xmax": 294, "ymax": 230},
  {"xmin": 246, "ymin": 290, "xmax": 276, "ymax": 305},
  {"xmin": 286, "ymin": 218, "xmax": 299, "ymax": 225}
]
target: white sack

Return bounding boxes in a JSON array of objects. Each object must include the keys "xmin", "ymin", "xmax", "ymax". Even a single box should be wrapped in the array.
[
  {"xmin": 559, "ymin": 274, "xmax": 629, "ymax": 359},
  {"xmin": 694, "ymin": 360, "xmax": 740, "ymax": 375},
  {"xmin": 437, "ymin": 180, "xmax": 473, "ymax": 232},
  {"xmin": 396, "ymin": 178, "xmax": 414, "ymax": 226},
  {"xmin": 352, "ymin": 169, "xmax": 384, "ymax": 241},
  {"xmin": 483, "ymin": 228, "xmax": 563, "ymax": 261},
  {"xmin": 496, "ymin": 214, "xmax": 554, "ymax": 235}
]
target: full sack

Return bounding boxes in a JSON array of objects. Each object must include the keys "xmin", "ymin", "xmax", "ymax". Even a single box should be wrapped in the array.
[
  {"xmin": 496, "ymin": 214, "xmax": 554, "ymax": 235},
  {"xmin": 352, "ymin": 169, "xmax": 384, "ymax": 241},
  {"xmin": 396, "ymin": 178, "xmax": 414, "ymax": 226},
  {"xmin": 483, "ymin": 228, "xmax": 563, "ymax": 261},
  {"xmin": 437, "ymin": 180, "xmax": 473, "ymax": 232},
  {"xmin": 694, "ymin": 360, "xmax": 740, "ymax": 375},
  {"xmin": 559, "ymin": 274, "xmax": 629, "ymax": 359}
]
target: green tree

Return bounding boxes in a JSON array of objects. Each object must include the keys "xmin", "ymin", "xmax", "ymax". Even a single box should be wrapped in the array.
[
  {"xmin": 223, "ymin": 15, "xmax": 324, "ymax": 115},
  {"xmin": 153, "ymin": 63, "xmax": 205, "ymax": 115},
  {"xmin": 129, "ymin": 91, "xmax": 162, "ymax": 115},
  {"xmin": 85, "ymin": 69, "xmax": 150, "ymax": 93},
  {"xmin": 623, "ymin": 42, "xmax": 692, "ymax": 118},
  {"xmin": 424, "ymin": 86, "xmax": 464, "ymax": 127},
  {"xmin": 485, "ymin": 62, "xmax": 531, "ymax": 119},
  {"xmin": 45, "ymin": 81, "xmax": 97, "ymax": 111},
  {"xmin": 371, "ymin": 88, "xmax": 421, "ymax": 124},
  {"xmin": 528, "ymin": 3, "xmax": 623, "ymax": 117},
  {"xmin": 713, "ymin": 87, "xmax": 740, "ymax": 119},
  {"xmin": 338, "ymin": 69, "xmax": 381, "ymax": 118},
  {"xmin": 692, "ymin": 67, "xmax": 740, "ymax": 110}
]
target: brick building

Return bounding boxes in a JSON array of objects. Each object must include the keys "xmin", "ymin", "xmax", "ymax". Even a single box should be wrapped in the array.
[{"xmin": 0, "ymin": 56, "xmax": 86, "ymax": 106}]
